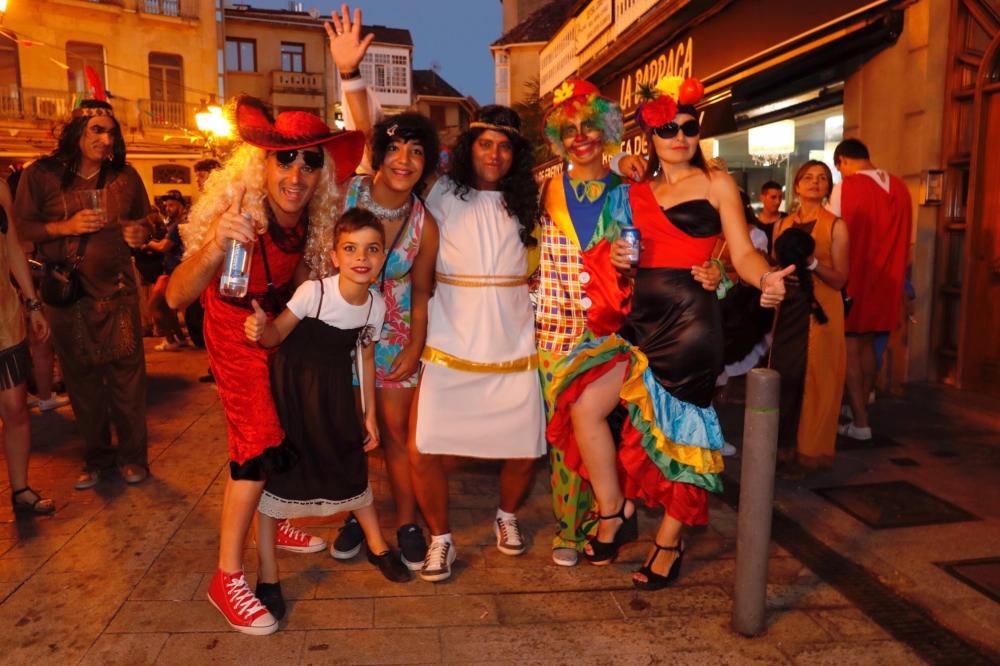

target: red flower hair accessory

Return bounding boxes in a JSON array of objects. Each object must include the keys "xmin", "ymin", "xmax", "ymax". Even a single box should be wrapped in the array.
[{"xmin": 635, "ymin": 76, "xmax": 705, "ymax": 132}]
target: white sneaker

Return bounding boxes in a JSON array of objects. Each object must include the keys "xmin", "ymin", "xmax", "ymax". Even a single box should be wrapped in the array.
[
  {"xmin": 37, "ymin": 395, "xmax": 71, "ymax": 412},
  {"xmin": 720, "ymin": 441, "xmax": 738, "ymax": 457},
  {"xmin": 494, "ymin": 514, "xmax": 526, "ymax": 556},
  {"xmin": 838, "ymin": 422, "xmax": 872, "ymax": 441},
  {"xmin": 154, "ymin": 340, "xmax": 182, "ymax": 352},
  {"xmin": 552, "ymin": 547, "xmax": 578, "ymax": 567},
  {"xmin": 420, "ymin": 539, "xmax": 456, "ymax": 582}
]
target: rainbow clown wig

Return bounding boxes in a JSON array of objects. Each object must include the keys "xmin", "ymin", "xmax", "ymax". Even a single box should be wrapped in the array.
[{"xmin": 543, "ymin": 79, "xmax": 624, "ymax": 160}]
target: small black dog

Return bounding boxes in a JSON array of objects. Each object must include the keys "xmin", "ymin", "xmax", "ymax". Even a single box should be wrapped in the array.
[{"xmin": 774, "ymin": 227, "xmax": 828, "ymax": 324}]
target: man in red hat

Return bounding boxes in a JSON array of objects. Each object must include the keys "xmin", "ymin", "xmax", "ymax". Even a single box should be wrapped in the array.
[{"xmin": 167, "ymin": 96, "xmax": 364, "ymax": 635}]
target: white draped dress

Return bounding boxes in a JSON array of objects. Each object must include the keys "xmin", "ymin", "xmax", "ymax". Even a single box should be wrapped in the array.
[{"xmin": 415, "ymin": 177, "xmax": 545, "ymax": 459}]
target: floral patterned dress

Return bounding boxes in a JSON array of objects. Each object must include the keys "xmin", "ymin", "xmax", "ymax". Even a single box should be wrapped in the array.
[{"xmin": 345, "ymin": 176, "xmax": 425, "ymax": 389}]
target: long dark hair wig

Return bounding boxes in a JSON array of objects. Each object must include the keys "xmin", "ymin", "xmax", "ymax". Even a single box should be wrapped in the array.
[
  {"xmin": 448, "ymin": 105, "xmax": 538, "ymax": 247},
  {"xmin": 49, "ymin": 100, "xmax": 127, "ymax": 191}
]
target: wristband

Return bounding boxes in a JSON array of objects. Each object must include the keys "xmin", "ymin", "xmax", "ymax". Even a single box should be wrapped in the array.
[
  {"xmin": 807, "ymin": 257, "xmax": 819, "ymax": 271},
  {"xmin": 609, "ymin": 151, "xmax": 626, "ymax": 176},
  {"xmin": 759, "ymin": 270, "xmax": 773, "ymax": 292},
  {"xmin": 24, "ymin": 298, "xmax": 43, "ymax": 312},
  {"xmin": 341, "ymin": 76, "xmax": 367, "ymax": 93},
  {"xmin": 339, "ymin": 68, "xmax": 362, "ymax": 81}
]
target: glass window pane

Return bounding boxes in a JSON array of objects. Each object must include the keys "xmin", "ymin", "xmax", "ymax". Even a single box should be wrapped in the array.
[
  {"xmin": 240, "ymin": 42, "xmax": 255, "ymax": 72},
  {"xmin": 225, "ymin": 40, "xmax": 239, "ymax": 71}
]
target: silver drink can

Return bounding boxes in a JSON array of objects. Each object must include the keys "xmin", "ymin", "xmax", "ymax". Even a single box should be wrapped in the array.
[{"xmin": 621, "ymin": 225, "xmax": 641, "ymax": 266}]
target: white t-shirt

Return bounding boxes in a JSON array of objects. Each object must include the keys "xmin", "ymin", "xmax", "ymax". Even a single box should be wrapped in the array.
[{"xmin": 286, "ymin": 275, "xmax": 386, "ymax": 339}]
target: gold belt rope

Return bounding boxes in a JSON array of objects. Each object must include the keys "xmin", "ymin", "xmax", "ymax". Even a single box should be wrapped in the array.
[
  {"xmin": 435, "ymin": 272, "xmax": 528, "ymax": 287},
  {"xmin": 421, "ymin": 346, "xmax": 538, "ymax": 373}
]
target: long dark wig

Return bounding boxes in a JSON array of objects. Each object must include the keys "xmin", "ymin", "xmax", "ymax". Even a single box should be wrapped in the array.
[
  {"xmin": 448, "ymin": 105, "xmax": 538, "ymax": 247},
  {"xmin": 48, "ymin": 100, "xmax": 127, "ymax": 191}
]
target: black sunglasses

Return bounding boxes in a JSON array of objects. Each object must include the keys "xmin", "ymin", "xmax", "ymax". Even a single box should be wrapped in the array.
[
  {"xmin": 653, "ymin": 119, "xmax": 700, "ymax": 139},
  {"xmin": 275, "ymin": 149, "xmax": 324, "ymax": 169}
]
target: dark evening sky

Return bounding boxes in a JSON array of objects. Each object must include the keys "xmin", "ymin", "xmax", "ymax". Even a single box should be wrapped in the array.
[{"xmin": 241, "ymin": 0, "xmax": 504, "ymax": 104}]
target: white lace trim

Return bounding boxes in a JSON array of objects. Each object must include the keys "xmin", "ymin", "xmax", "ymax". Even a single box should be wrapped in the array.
[{"xmin": 258, "ymin": 485, "xmax": 373, "ymax": 519}]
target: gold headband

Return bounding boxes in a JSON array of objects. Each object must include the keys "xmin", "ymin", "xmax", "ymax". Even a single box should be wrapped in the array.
[
  {"xmin": 71, "ymin": 106, "xmax": 114, "ymax": 119},
  {"xmin": 470, "ymin": 121, "xmax": 520, "ymax": 136}
]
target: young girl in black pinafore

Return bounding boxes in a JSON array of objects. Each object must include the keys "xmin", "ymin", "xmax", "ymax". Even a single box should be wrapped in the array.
[{"xmin": 244, "ymin": 208, "xmax": 410, "ymax": 620}]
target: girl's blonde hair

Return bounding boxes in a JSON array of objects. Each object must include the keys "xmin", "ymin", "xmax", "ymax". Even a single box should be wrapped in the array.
[{"xmin": 182, "ymin": 143, "xmax": 344, "ymax": 271}]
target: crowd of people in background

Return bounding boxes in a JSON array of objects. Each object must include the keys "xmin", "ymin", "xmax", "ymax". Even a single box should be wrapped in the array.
[{"xmin": 0, "ymin": 4, "xmax": 913, "ymax": 637}]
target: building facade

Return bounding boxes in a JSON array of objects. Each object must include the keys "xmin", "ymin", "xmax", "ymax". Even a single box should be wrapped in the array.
[
  {"xmin": 0, "ymin": 0, "xmax": 219, "ymax": 201},
  {"xmin": 521, "ymin": 0, "xmax": 1000, "ymax": 395},
  {"xmin": 222, "ymin": 5, "xmax": 329, "ymax": 124}
]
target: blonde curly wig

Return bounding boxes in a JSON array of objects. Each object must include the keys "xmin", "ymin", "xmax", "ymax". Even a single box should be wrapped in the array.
[{"xmin": 182, "ymin": 143, "xmax": 345, "ymax": 277}]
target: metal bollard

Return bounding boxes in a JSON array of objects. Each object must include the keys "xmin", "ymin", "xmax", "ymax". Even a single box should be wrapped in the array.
[{"xmin": 731, "ymin": 367, "xmax": 780, "ymax": 637}]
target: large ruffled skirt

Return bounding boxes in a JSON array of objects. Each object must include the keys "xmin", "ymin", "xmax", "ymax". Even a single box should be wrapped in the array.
[{"xmin": 546, "ymin": 268, "xmax": 725, "ymax": 526}]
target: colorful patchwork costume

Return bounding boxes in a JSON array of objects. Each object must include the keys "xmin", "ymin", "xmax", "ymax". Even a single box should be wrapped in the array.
[
  {"xmin": 537, "ymin": 171, "xmax": 632, "ymax": 551},
  {"xmin": 536, "ymin": 79, "xmax": 630, "ymax": 552}
]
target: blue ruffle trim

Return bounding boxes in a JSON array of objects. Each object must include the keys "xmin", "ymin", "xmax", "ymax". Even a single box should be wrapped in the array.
[{"xmin": 641, "ymin": 368, "xmax": 724, "ymax": 451}]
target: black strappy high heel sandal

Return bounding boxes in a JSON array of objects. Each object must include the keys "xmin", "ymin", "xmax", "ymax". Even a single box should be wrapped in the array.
[
  {"xmin": 11, "ymin": 486, "xmax": 55, "ymax": 516},
  {"xmin": 632, "ymin": 541, "xmax": 684, "ymax": 590},
  {"xmin": 584, "ymin": 499, "xmax": 638, "ymax": 566}
]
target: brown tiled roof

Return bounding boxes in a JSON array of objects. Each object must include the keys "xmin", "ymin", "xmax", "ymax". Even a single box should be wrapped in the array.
[
  {"xmin": 369, "ymin": 25, "xmax": 413, "ymax": 47},
  {"xmin": 491, "ymin": 0, "xmax": 579, "ymax": 47},
  {"xmin": 412, "ymin": 69, "xmax": 465, "ymax": 98}
]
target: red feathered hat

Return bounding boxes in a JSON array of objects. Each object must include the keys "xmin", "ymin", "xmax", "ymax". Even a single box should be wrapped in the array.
[{"xmin": 235, "ymin": 96, "xmax": 365, "ymax": 183}]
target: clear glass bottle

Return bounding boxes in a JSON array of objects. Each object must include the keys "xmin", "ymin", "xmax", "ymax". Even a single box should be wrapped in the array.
[{"xmin": 218, "ymin": 213, "xmax": 254, "ymax": 298}]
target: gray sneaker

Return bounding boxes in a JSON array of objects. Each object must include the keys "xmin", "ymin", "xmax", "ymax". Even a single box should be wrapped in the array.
[
  {"xmin": 74, "ymin": 470, "xmax": 99, "ymax": 490},
  {"xmin": 494, "ymin": 515, "xmax": 526, "ymax": 556},
  {"xmin": 419, "ymin": 539, "xmax": 456, "ymax": 582}
]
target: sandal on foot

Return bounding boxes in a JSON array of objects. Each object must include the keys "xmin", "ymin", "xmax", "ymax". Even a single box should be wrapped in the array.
[
  {"xmin": 367, "ymin": 547, "xmax": 411, "ymax": 583},
  {"xmin": 584, "ymin": 499, "xmax": 637, "ymax": 566},
  {"xmin": 633, "ymin": 541, "xmax": 684, "ymax": 591},
  {"xmin": 11, "ymin": 486, "xmax": 55, "ymax": 516}
]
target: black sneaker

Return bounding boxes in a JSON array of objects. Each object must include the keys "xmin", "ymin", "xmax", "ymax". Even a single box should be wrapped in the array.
[
  {"xmin": 397, "ymin": 523, "xmax": 427, "ymax": 572},
  {"xmin": 331, "ymin": 514, "xmax": 364, "ymax": 560},
  {"xmin": 254, "ymin": 580, "xmax": 286, "ymax": 621}
]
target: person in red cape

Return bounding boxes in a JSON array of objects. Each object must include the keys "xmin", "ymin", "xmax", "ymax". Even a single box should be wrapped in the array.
[
  {"xmin": 827, "ymin": 138, "xmax": 911, "ymax": 441},
  {"xmin": 546, "ymin": 75, "xmax": 792, "ymax": 590},
  {"xmin": 166, "ymin": 97, "xmax": 364, "ymax": 635}
]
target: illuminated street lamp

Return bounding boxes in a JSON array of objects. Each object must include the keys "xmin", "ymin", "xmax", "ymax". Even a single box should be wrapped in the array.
[{"xmin": 195, "ymin": 98, "xmax": 232, "ymax": 157}]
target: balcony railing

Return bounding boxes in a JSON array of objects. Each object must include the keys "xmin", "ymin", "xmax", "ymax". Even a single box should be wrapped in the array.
[
  {"xmin": 141, "ymin": 0, "xmax": 199, "ymax": 18},
  {"xmin": 0, "ymin": 87, "xmax": 75, "ymax": 121},
  {"xmin": 272, "ymin": 71, "xmax": 324, "ymax": 95},
  {"xmin": 139, "ymin": 98, "xmax": 196, "ymax": 129}
]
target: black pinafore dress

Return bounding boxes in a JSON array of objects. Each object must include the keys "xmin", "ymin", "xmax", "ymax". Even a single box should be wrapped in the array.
[{"xmin": 258, "ymin": 281, "xmax": 376, "ymax": 518}]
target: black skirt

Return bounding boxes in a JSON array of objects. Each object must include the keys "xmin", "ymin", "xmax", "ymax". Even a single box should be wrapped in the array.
[
  {"xmin": 0, "ymin": 340, "xmax": 31, "ymax": 391},
  {"xmin": 257, "ymin": 315, "xmax": 370, "ymax": 518},
  {"xmin": 620, "ymin": 267, "xmax": 723, "ymax": 408}
]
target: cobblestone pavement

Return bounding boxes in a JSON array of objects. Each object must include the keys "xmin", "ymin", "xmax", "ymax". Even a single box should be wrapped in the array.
[{"xmin": 0, "ymin": 343, "xmax": 953, "ymax": 664}]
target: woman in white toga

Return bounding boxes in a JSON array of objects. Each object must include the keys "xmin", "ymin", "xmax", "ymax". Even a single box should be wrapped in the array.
[{"xmin": 409, "ymin": 105, "xmax": 544, "ymax": 583}]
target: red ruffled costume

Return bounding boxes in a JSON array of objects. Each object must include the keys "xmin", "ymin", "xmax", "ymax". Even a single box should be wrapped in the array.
[{"xmin": 203, "ymin": 227, "xmax": 303, "ymax": 466}]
